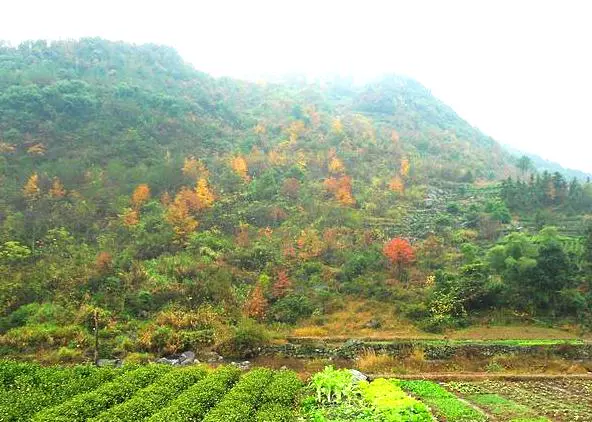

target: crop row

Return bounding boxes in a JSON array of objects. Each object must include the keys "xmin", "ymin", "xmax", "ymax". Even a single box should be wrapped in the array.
[
  {"xmin": 400, "ymin": 380, "xmax": 486, "ymax": 422},
  {"xmin": 361, "ymin": 378, "xmax": 432, "ymax": 421},
  {"xmin": 0, "ymin": 363, "xmax": 121, "ymax": 422},
  {"xmin": 202, "ymin": 368, "xmax": 275, "ymax": 422},
  {"xmin": 90, "ymin": 366, "xmax": 208, "ymax": 421},
  {"xmin": 32, "ymin": 364, "xmax": 170, "ymax": 422},
  {"xmin": 147, "ymin": 365, "xmax": 242, "ymax": 422}
]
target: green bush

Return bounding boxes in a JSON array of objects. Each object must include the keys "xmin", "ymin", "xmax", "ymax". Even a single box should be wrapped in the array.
[
  {"xmin": 268, "ymin": 295, "xmax": 314, "ymax": 324},
  {"xmin": 90, "ymin": 366, "xmax": 207, "ymax": 422},
  {"xmin": 202, "ymin": 368, "xmax": 274, "ymax": 422},
  {"xmin": 32, "ymin": 365, "xmax": 169, "ymax": 422},
  {"xmin": 147, "ymin": 365, "xmax": 240, "ymax": 422},
  {"xmin": 217, "ymin": 319, "xmax": 269, "ymax": 358}
]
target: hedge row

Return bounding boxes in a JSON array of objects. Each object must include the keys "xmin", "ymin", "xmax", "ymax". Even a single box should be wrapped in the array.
[
  {"xmin": 202, "ymin": 367, "xmax": 274, "ymax": 422},
  {"xmin": 399, "ymin": 380, "xmax": 486, "ymax": 422},
  {"xmin": 255, "ymin": 403, "xmax": 297, "ymax": 422},
  {"xmin": 253, "ymin": 370, "xmax": 302, "ymax": 422},
  {"xmin": 260, "ymin": 370, "xmax": 303, "ymax": 406},
  {"xmin": 0, "ymin": 364, "xmax": 121, "ymax": 422},
  {"xmin": 0, "ymin": 360, "xmax": 42, "ymax": 389},
  {"xmin": 32, "ymin": 365, "xmax": 170, "ymax": 422},
  {"xmin": 147, "ymin": 365, "xmax": 241, "ymax": 422},
  {"xmin": 90, "ymin": 365, "xmax": 208, "ymax": 422}
]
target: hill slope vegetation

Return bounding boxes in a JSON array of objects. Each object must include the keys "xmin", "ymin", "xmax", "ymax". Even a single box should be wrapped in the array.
[{"xmin": 1, "ymin": 39, "xmax": 591, "ymax": 361}]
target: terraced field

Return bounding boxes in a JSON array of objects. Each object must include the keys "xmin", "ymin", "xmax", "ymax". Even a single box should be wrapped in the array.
[{"xmin": 0, "ymin": 361, "xmax": 591, "ymax": 421}]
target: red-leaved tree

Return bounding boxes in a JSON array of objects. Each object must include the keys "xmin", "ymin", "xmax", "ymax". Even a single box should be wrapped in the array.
[{"xmin": 383, "ymin": 237, "xmax": 415, "ymax": 284}]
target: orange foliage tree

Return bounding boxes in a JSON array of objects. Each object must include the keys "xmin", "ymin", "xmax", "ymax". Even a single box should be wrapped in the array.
[
  {"xmin": 166, "ymin": 200, "xmax": 198, "ymax": 244},
  {"xmin": 244, "ymin": 284, "xmax": 268, "ymax": 320},
  {"xmin": 96, "ymin": 251, "xmax": 113, "ymax": 274},
  {"xmin": 324, "ymin": 176, "xmax": 355, "ymax": 206},
  {"xmin": 281, "ymin": 178, "xmax": 300, "ymax": 199},
  {"xmin": 328, "ymin": 156, "xmax": 345, "ymax": 175},
  {"xmin": 272, "ymin": 269, "xmax": 293, "ymax": 298},
  {"xmin": 49, "ymin": 177, "xmax": 66, "ymax": 198},
  {"xmin": 383, "ymin": 237, "xmax": 415, "ymax": 283},
  {"xmin": 388, "ymin": 175, "xmax": 404, "ymax": 194},
  {"xmin": 400, "ymin": 158, "xmax": 410, "ymax": 177},
  {"xmin": 174, "ymin": 187, "xmax": 201, "ymax": 212},
  {"xmin": 122, "ymin": 209, "xmax": 140, "ymax": 226},
  {"xmin": 132, "ymin": 184, "xmax": 151, "ymax": 209}
]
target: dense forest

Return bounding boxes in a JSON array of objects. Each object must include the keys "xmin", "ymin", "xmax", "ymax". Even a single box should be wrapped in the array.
[{"xmin": 1, "ymin": 38, "xmax": 591, "ymax": 362}]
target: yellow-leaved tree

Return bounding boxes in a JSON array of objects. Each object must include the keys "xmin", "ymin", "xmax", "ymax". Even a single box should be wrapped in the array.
[
  {"xmin": 195, "ymin": 178, "xmax": 214, "ymax": 210},
  {"xmin": 23, "ymin": 173, "xmax": 40, "ymax": 200},
  {"xmin": 231, "ymin": 156, "xmax": 250, "ymax": 181}
]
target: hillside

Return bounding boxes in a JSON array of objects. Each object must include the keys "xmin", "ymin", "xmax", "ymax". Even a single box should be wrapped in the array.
[{"xmin": 1, "ymin": 39, "xmax": 591, "ymax": 363}]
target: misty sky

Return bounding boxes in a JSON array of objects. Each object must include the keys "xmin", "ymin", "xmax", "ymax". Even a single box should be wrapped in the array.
[{"xmin": 2, "ymin": 0, "xmax": 591, "ymax": 172}]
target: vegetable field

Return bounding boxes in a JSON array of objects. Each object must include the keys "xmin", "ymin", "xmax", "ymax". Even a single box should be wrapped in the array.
[{"xmin": 1, "ymin": 361, "xmax": 591, "ymax": 421}]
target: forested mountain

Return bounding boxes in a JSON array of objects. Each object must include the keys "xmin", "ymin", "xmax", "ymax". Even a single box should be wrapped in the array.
[{"xmin": 1, "ymin": 39, "xmax": 591, "ymax": 362}]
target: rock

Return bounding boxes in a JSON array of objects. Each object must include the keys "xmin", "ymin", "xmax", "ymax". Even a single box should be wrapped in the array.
[
  {"xmin": 350, "ymin": 369, "xmax": 368, "ymax": 382},
  {"xmin": 231, "ymin": 360, "xmax": 252, "ymax": 371},
  {"xmin": 156, "ymin": 357, "xmax": 179, "ymax": 365},
  {"xmin": 157, "ymin": 350, "xmax": 196, "ymax": 366},
  {"xmin": 364, "ymin": 319, "xmax": 382, "ymax": 329},
  {"xmin": 179, "ymin": 351, "xmax": 195, "ymax": 366},
  {"xmin": 96, "ymin": 358, "xmax": 122, "ymax": 367},
  {"xmin": 201, "ymin": 351, "xmax": 224, "ymax": 363}
]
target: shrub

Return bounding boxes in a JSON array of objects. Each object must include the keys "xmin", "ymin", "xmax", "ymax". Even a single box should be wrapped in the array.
[
  {"xmin": 268, "ymin": 295, "xmax": 314, "ymax": 324},
  {"xmin": 90, "ymin": 366, "xmax": 207, "ymax": 421},
  {"xmin": 216, "ymin": 319, "xmax": 269, "ymax": 358},
  {"xmin": 32, "ymin": 365, "xmax": 169, "ymax": 422},
  {"xmin": 147, "ymin": 365, "xmax": 240, "ymax": 422}
]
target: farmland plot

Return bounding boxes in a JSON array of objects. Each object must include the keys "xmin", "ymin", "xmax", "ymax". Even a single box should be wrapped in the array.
[{"xmin": 446, "ymin": 380, "xmax": 592, "ymax": 422}]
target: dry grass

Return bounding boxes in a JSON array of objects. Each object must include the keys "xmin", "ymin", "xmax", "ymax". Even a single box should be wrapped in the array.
[
  {"xmin": 356, "ymin": 349, "xmax": 397, "ymax": 373},
  {"xmin": 290, "ymin": 298, "xmax": 436, "ymax": 339},
  {"xmin": 447, "ymin": 325, "xmax": 580, "ymax": 340},
  {"xmin": 291, "ymin": 326, "xmax": 329, "ymax": 337}
]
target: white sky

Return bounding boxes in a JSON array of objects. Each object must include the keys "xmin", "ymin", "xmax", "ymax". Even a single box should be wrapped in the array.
[{"xmin": 2, "ymin": 0, "xmax": 591, "ymax": 172}]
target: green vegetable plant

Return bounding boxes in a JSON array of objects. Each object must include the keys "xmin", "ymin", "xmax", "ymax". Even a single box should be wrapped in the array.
[{"xmin": 310, "ymin": 366, "xmax": 355, "ymax": 404}]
